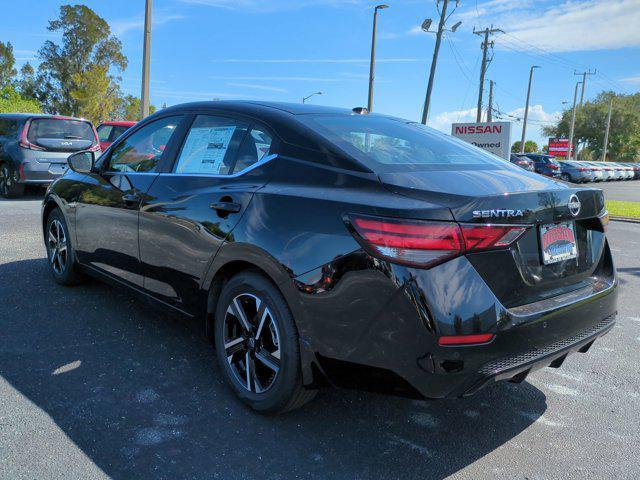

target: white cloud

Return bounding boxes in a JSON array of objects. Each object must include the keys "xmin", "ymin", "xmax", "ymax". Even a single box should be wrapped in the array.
[
  {"xmin": 466, "ymin": 0, "xmax": 640, "ymax": 53},
  {"xmin": 429, "ymin": 107, "xmax": 478, "ymax": 133},
  {"xmin": 226, "ymin": 82, "xmax": 287, "ymax": 93},
  {"xmin": 111, "ymin": 13, "xmax": 185, "ymax": 37},
  {"xmin": 620, "ymin": 75, "xmax": 640, "ymax": 84},
  {"xmin": 211, "ymin": 58, "xmax": 424, "ymax": 64}
]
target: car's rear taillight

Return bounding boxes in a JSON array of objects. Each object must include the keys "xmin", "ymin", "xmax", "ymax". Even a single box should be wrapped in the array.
[
  {"xmin": 18, "ymin": 119, "xmax": 45, "ymax": 151},
  {"xmin": 347, "ymin": 215, "xmax": 527, "ymax": 268},
  {"xmin": 548, "ymin": 164, "xmax": 559, "ymax": 170},
  {"xmin": 578, "ymin": 167, "xmax": 587, "ymax": 172},
  {"xmin": 439, "ymin": 333, "xmax": 495, "ymax": 346},
  {"xmin": 88, "ymin": 124, "xmax": 101, "ymax": 152}
]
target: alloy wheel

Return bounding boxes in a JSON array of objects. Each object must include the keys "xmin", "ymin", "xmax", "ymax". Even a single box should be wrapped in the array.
[
  {"xmin": 47, "ymin": 219, "xmax": 68, "ymax": 275},
  {"xmin": 223, "ymin": 293, "xmax": 281, "ymax": 393}
]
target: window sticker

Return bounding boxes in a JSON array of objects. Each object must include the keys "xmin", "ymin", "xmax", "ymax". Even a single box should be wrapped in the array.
[{"xmin": 177, "ymin": 126, "xmax": 237, "ymax": 174}]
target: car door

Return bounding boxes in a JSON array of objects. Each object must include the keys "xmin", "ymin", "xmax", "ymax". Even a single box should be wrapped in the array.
[
  {"xmin": 75, "ymin": 115, "xmax": 185, "ymax": 287},
  {"xmin": 138, "ymin": 113, "xmax": 276, "ymax": 313}
]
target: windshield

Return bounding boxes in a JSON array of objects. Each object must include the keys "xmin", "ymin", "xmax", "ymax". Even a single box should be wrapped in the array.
[{"xmin": 298, "ymin": 114, "xmax": 510, "ymax": 173}]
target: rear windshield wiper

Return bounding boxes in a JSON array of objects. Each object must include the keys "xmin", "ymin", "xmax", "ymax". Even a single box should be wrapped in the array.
[{"xmin": 63, "ymin": 135, "xmax": 85, "ymax": 140}]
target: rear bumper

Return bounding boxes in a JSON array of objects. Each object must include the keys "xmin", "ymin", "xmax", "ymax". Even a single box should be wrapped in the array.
[
  {"xmin": 293, "ymin": 247, "xmax": 618, "ymax": 399},
  {"xmin": 19, "ymin": 159, "xmax": 69, "ymax": 184}
]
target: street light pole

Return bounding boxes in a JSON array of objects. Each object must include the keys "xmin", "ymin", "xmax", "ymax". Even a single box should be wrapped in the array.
[
  {"xmin": 140, "ymin": 0, "xmax": 152, "ymax": 119},
  {"xmin": 302, "ymin": 91, "xmax": 322, "ymax": 104},
  {"xmin": 421, "ymin": 0, "xmax": 449, "ymax": 124},
  {"xmin": 602, "ymin": 97, "xmax": 613, "ymax": 162},
  {"xmin": 520, "ymin": 65, "xmax": 540, "ymax": 153},
  {"xmin": 567, "ymin": 81, "xmax": 581, "ymax": 160},
  {"xmin": 367, "ymin": 4, "xmax": 388, "ymax": 113}
]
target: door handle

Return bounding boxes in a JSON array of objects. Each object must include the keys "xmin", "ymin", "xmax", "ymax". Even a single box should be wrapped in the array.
[
  {"xmin": 210, "ymin": 201, "xmax": 242, "ymax": 214},
  {"xmin": 122, "ymin": 193, "xmax": 141, "ymax": 204}
]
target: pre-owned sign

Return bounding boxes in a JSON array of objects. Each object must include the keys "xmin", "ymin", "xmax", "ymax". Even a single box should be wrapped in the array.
[{"xmin": 451, "ymin": 121, "xmax": 512, "ymax": 159}]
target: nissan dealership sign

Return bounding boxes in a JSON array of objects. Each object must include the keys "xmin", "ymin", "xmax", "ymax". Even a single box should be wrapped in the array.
[{"xmin": 451, "ymin": 122, "xmax": 512, "ymax": 160}]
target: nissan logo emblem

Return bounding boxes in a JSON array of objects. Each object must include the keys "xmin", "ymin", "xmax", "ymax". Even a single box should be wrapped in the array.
[{"xmin": 568, "ymin": 194, "xmax": 581, "ymax": 217}]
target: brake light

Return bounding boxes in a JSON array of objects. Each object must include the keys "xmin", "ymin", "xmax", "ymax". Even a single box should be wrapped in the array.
[
  {"xmin": 578, "ymin": 167, "xmax": 587, "ymax": 172},
  {"xmin": 88, "ymin": 124, "xmax": 101, "ymax": 152},
  {"xmin": 348, "ymin": 215, "xmax": 527, "ymax": 267},
  {"xmin": 18, "ymin": 119, "xmax": 45, "ymax": 151},
  {"xmin": 548, "ymin": 164, "xmax": 559, "ymax": 170},
  {"xmin": 439, "ymin": 333, "xmax": 495, "ymax": 346}
]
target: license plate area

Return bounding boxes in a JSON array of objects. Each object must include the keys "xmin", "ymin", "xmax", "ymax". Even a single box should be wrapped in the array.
[{"xmin": 539, "ymin": 222, "xmax": 578, "ymax": 265}]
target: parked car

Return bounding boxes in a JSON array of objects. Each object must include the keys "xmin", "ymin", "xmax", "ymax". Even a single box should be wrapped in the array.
[
  {"xmin": 42, "ymin": 101, "xmax": 617, "ymax": 414},
  {"xmin": 519, "ymin": 153, "xmax": 562, "ymax": 178},
  {"xmin": 509, "ymin": 154, "xmax": 535, "ymax": 171},
  {"xmin": 609, "ymin": 162, "xmax": 626, "ymax": 181},
  {"xmin": 97, "ymin": 120, "xmax": 136, "ymax": 151},
  {"xmin": 632, "ymin": 163, "xmax": 640, "ymax": 180},
  {"xmin": 616, "ymin": 163, "xmax": 634, "ymax": 180},
  {"xmin": 0, "ymin": 114, "xmax": 100, "ymax": 198},
  {"xmin": 581, "ymin": 162, "xmax": 604, "ymax": 182},
  {"xmin": 557, "ymin": 160, "xmax": 593, "ymax": 183},
  {"xmin": 587, "ymin": 162, "xmax": 615, "ymax": 181}
]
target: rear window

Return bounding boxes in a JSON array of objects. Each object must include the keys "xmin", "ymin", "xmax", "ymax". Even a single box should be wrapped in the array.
[
  {"xmin": 297, "ymin": 114, "xmax": 508, "ymax": 172},
  {"xmin": 27, "ymin": 118, "xmax": 95, "ymax": 144},
  {"xmin": 111, "ymin": 125, "xmax": 130, "ymax": 139}
]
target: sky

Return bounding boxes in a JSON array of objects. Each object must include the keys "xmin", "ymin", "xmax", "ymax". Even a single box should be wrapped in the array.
[{"xmin": 1, "ymin": 0, "xmax": 639, "ymax": 147}]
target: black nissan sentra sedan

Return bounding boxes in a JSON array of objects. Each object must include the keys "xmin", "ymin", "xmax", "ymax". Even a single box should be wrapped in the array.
[{"xmin": 42, "ymin": 101, "xmax": 617, "ymax": 414}]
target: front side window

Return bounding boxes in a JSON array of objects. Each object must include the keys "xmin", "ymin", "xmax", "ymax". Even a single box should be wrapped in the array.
[
  {"xmin": 298, "ymin": 114, "xmax": 509, "ymax": 173},
  {"xmin": 174, "ymin": 115, "xmax": 250, "ymax": 175},
  {"xmin": 108, "ymin": 116, "xmax": 182, "ymax": 173}
]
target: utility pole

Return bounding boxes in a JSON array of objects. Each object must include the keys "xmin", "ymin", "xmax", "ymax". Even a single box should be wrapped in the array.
[
  {"xmin": 574, "ymin": 69, "xmax": 596, "ymax": 105},
  {"xmin": 367, "ymin": 5, "xmax": 388, "ymax": 112},
  {"xmin": 474, "ymin": 25, "xmax": 503, "ymax": 122},
  {"xmin": 520, "ymin": 65, "xmax": 540, "ymax": 153},
  {"xmin": 421, "ymin": 1, "xmax": 462, "ymax": 124},
  {"xmin": 140, "ymin": 0, "xmax": 152, "ymax": 119},
  {"xmin": 567, "ymin": 81, "xmax": 581, "ymax": 160},
  {"xmin": 602, "ymin": 97, "xmax": 613, "ymax": 162},
  {"xmin": 486, "ymin": 80, "xmax": 493, "ymax": 122}
]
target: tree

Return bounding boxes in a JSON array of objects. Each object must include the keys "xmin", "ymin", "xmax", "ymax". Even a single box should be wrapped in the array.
[
  {"xmin": 0, "ymin": 41, "xmax": 17, "ymax": 88},
  {"xmin": 70, "ymin": 64, "xmax": 122, "ymax": 123},
  {"xmin": 37, "ymin": 4, "xmax": 127, "ymax": 116},
  {"xmin": 543, "ymin": 91, "xmax": 640, "ymax": 162},
  {"xmin": 511, "ymin": 140, "xmax": 538, "ymax": 153},
  {"xmin": 16, "ymin": 63, "xmax": 37, "ymax": 99},
  {"xmin": 118, "ymin": 95, "xmax": 156, "ymax": 121},
  {"xmin": 0, "ymin": 85, "xmax": 41, "ymax": 114}
]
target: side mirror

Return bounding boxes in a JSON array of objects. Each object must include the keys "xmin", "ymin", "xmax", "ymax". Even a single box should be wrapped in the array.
[{"xmin": 67, "ymin": 151, "xmax": 95, "ymax": 174}]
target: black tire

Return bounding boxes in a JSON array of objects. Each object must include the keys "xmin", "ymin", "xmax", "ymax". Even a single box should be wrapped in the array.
[
  {"xmin": 45, "ymin": 208, "xmax": 84, "ymax": 286},
  {"xmin": 214, "ymin": 271, "xmax": 316, "ymax": 414},
  {"xmin": 0, "ymin": 162, "xmax": 25, "ymax": 198},
  {"xmin": 561, "ymin": 173, "xmax": 571, "ymax": 182}
]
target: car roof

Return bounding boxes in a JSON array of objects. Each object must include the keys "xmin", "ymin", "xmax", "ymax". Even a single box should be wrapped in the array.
[
  {"xmin": 160, "ymin": 100, "xmax": 367, "ymax": 117},
  {"xmin": 100, "ymin": 121, "xmax": 137, "ymax": 127},
  {"xmin": 0, "ymin": 113, "xmax": 89, "ymax": 121}
]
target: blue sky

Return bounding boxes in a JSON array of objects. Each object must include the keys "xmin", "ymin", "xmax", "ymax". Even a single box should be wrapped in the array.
[{"xmin": 2, "ymin": 0, "xmax": 639, "ymax": 146}]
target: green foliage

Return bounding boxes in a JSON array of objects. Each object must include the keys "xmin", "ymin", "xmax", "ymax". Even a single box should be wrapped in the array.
[
  {"xmin": 70, "ymin": 64, "xmax": 122, "ymax": 123},
  {"xmin": 37, "ymin": 4, "xmax": 127, "ymax": 117},
  {"xmin": 543, "ymin": 91, "xmax": 640, "ymax": 162},
  {"xmin": 118, "ymin": 95, "xmax": 156, "ymax": 121},
  {"xmin": 0, "ymin": 85, "xmax": 41, "ymax": 114},
  {"xmin": 0, "ymin": 41, "xmax": 17, "ymax": 88},
  {"xmin": 16, "ymin": 63, "xmax": 37, "ymax": 99},
  {"xmin": 511, "ymin": 140, "xmax": 538, "ymax": 153}
]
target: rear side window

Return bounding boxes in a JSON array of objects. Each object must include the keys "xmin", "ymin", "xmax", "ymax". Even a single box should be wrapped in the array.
[
  {"xmin": 298, "ymin": 114, "xmax": 507, "ymax": 173},
  {"xmin": 110, "ymin": 126, "xmax": 130, "ymax": 140},
  {"xmin": 28, "ymin": 118, "xmax": 95, "ymax": 143},
  {"xmin": 174, "ymin": 115, "xmax": 250, "ymax": 175}
]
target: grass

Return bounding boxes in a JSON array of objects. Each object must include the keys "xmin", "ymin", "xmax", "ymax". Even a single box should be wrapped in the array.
[{"xmin": 606, "ymin": 200, "xmax": 640, "ymax": 219}]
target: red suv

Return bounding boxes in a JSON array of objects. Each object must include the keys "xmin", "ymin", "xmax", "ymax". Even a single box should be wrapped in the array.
[{"xmin": 96, "ymin": 121, "xmax": 136, "ymax": 151}]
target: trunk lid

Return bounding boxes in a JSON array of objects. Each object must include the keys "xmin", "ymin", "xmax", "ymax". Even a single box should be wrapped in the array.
[{"xmin": 379, "ymin": 168, "xmax": 609, "ymax": 308}]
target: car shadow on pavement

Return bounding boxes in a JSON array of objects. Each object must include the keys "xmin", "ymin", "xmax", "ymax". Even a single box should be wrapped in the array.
[{"xmin": 0, "ymin": 258, "xmax": 547, "ymax": 480}]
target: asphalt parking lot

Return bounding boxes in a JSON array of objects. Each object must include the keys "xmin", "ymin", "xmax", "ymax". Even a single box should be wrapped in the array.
[
  {"xmin": 1, "ymin": 192, "xmax": 639, "ymax": 480},
  {"xmin": 592, "ymin": 179, "xmax": 640, "ymax": 202}
]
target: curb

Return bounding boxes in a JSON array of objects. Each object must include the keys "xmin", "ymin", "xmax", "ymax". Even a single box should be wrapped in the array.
[{"xmin": 610, "ymin": 216, "xmax": 640, "ymax": 224}]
